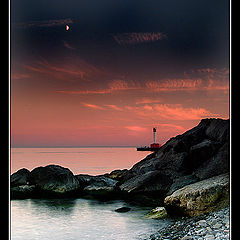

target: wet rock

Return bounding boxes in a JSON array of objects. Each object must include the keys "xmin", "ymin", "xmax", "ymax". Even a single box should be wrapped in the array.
[
  {"xmin": 164, "ymin": 173, "xmax": 229, "ymax": 216},
  {"xmin": 145, "ymin": 207, "xmax": 167, "ymax": 219},
  {"xmin": 147, "ymin": 207, "xmax": 230, "ymax": 240},
  {"xmin": 114, "ymin": 207, "xmax": 131, "ymax": 213}
]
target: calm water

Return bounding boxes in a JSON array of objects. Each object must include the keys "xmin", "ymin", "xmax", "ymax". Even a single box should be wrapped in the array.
[
  {"xmin": 11, "ymin": 199, "xmax": 171, "ymax": 240},
  {"xmin": 10, "ymin": 147, "xmax": 148, "ymax": 175},
  {"xmin": 11, "ymin": 148, "xmax": 169, "ymax": 240}
]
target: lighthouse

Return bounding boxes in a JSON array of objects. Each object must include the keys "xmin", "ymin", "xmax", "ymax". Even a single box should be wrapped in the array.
[
  {"xmin": 150, "ymin": 128, "xmax": 161, "ymax": 149},
  {"xmin": 153, "ymin": 127, "xmax": 156, "ymax": 143},
  {"xmin": 137, "ymin": 127, "xmax": 161, "ymax": 151}
]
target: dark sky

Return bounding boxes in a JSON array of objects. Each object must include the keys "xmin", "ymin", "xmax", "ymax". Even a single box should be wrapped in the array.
[{"xmin": 11, "ymin": 0, "xmax": 230, "ymax": 147}]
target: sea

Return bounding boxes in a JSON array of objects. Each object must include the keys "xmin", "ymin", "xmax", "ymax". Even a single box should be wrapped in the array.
[{"xmin": 10, "ymin": 147, "xmax": 171, "ymax": 240}]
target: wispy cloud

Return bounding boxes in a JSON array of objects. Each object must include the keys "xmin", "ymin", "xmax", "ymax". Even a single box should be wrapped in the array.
[
  {"xmin": 125, "ymin": 126, "xmax": 148, "ymax": 132},
  {"xmin": 23, "ymin": 58, "xmax": 103, "ymax": 82},
  {"xmin": 15, "ymin": 18, "xmax": 73, "ymax": 28},
  {"xmin": 145, "ymin": 77, "xmax": 229, "ymax": 92},
  {"xmin": 82, "ymin": 103, "xmax": 104, "ymax": 110},
  {"xmin": 57, "ymin": 80, "xmax": 141, "ymax": 95},
  {"xmin": 63, "ymin": 40, "xmax": 76, "ymax": 50},
  {"xmin": 105, "ymin": 105, "xmax": 123, "ymax": 111},
  {"xmin": 113, "ymin": 32, "xmax": 167, "ymax": 45},
  {"xmin": 11, "ymin": 73, "xmax": 30, "ymax": 80},
  {"xmin": 134, "ymin": 103, "xmax": 218, "ymax": 120}
]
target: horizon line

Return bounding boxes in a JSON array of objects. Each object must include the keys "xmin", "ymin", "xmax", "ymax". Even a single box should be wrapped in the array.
[{"xmin": 10, "ymin": 145, "xmax": 139, "ymax": 148}]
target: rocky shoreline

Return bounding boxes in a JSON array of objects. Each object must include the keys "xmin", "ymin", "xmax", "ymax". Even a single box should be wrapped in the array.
[
  {"xmin": 148, "ymin": 206, "xmax": 230, "ymax": 240},
  {"xmin": 10, "ymin": 118, "xmax": 230, "ymax": 238}
]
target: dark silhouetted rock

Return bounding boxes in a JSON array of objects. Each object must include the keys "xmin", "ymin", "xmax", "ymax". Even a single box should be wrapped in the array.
[
  {"xmin": 83, "ymin": 176, "xmax": 117, "ymax": 191},
  {"xmin": 118, "ymin": 118, "xmax": 230, "ymax": 199},
  {"xmin": 28, "ymin": 165, "xmax": 79, "ymax": 195},
  {"xmin": 11, "ymin": 185, "xmax": 36, "ymax": 199},
  {"xmin": 105, "ymin": 169, "xmax": 128, "ymax": 181},
  {"xmin": 10, "ymin": 168, "xmax": 30, "ymax": 187}
]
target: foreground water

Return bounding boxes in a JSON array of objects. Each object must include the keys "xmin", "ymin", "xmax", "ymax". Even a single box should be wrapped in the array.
[
  {"xmin": 11, "ymin": 147, "xmax": 167, "ymax": 240},
  {"xmin": 11, "ymin": 198, "xmax": 171, "ymax": 240}
]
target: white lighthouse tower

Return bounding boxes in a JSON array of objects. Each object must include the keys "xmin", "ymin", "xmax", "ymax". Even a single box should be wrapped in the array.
[{"xmin": 153, "ymin": 127, "xmax": 156, "ymax": 143}]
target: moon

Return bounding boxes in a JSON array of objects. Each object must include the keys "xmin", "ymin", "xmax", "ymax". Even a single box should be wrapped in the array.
[{"xmin": 65, "ymin": 25, "xmax": 70, "ymax": 31}]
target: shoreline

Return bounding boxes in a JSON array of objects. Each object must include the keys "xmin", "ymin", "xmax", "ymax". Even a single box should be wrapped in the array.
[{"xmin": 148, "ymin": 206, "xmax": 230, "ymax": 240}]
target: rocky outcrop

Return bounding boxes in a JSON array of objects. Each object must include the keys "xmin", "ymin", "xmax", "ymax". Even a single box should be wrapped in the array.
[
  {"xmin": 28, "ymin": 165, "xmax": 80, "ymax": 194},
  {"xmin": 10, "ymin": 118, "xmax": 230, "ymax": 207},
  {"xmin": 164, "ymin": 173, "xmax": 230, "ymax": 216},
  {"xmin": 11, "ymin": 165, "xmax": 119, "ymax": 199},
  {"xmin": 10, "ymin": 168, "xmax": 30, "ymax": 187},
  {"xmin": 118, "ymin": 118, "xmax": 229, "ymax": 199},
  {"xmin": 11, "ymin": 165, "xmax": 81, "ymax": 198}
]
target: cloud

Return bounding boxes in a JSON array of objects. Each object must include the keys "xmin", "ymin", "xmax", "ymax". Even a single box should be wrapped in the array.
[
  {"xmin": 57, "ymin": 80, "xmax": 141, "ymax": 95},
  {"xmin": 159, "ymin": 123, "xmax": 185, "ymax": 131},
  {"xmin": 125, "ymin": 126, "xmax": 148, "ymax": 132},
  {"xmin": 23, "ymin": 58, "xmax": 103, "ymax": 82},
  {"xmin": 135, "ymin": 98, "xmax": 162, "ymax": 105},
  {"xmin": 15, "ymin": 18, "xmax": 73, "ymax": 28},
  {"xmin": 145, "ymin": 76, "xmax": 229, "ymax": 92},
  {"xmin": 82, "ymin": 103, "xmax": 104, "ymax": 110},
  {"xmin": 105, "ymin": 105, "xmax": 123, "ymax": 111},
  {"xmin": 113, "ymin": 32, "xmax": 167, "ymax": 45},
  {"xmin": 63, "ymin": 41, "xmax": 76, "ymax": 50},
  {"xmin": 11, "ymin": 73, "xmax": 30, "ymax": 80},
  {"xmin": 145, "ymin": 79, "xmax": 203, "ymax": 92},
  {"xmin": 149, "ymin": 104, "xmax": 217, "ymax": 120}
]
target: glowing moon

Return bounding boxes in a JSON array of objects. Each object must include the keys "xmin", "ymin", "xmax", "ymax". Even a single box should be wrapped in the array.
[{"xmin": 65, "ymin": 25, "xmax": 70, "ymax": 31}]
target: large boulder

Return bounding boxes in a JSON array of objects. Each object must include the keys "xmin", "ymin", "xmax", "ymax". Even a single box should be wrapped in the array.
[
  {"xmin": 164, "ymin": 173, "xmax": 229, "ymax": 216},
  {"xmin": 28, "ymin": 165, "xmax": 80, "ymax": 195},
  {"xmin": 10, "ymin": 168, "xmax": 30, "ymax": 187},
  {"xmin": 118, "ymin": 118, "xmax": 229, "ymax": 198}
]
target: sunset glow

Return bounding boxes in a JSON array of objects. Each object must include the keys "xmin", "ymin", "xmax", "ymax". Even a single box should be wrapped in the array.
[{"xmin": 11, "ymin": 0, "xmax": 229, "ymax": 147}]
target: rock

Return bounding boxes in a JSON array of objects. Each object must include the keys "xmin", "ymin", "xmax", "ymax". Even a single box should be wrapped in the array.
[
  {"xmin": 118, "ymin": 118, "xmax": 229, "ymax": 198},
  {"xmin": 105, "ymin": 169, "xmax": 128, "ymax": 181},
  {"xmin": 83, "ymin": 176, "xmax": 118, "ymax": 191},
  {"xmin": 11, "ymin": 168, "xmax": 30, "ymax": 187},
  {"xmin": 119, "ymin": 170, "xmax": 172, "ymax": 194},
  {"xmin": 196, "ymin": 220, "xmax": 208, "ymax": 227},
  {"xmin": 164, "ymin": 173, "xmax": 229, "ymax": 216},
  {"xmin": 11, "ymin": 185, "xmax": 36, "ymax": 199},
  {"xmin": 75, "ymin": 174, "xmax": 95, "ymax": 189},
  {"xmin": 145, "ymin": 207, "xmax": 167, "ymax": 219},
  {"xmin": 114, "ymin": 207, "xmax": 131, "ymax": 213},
  {"xmin": 28, "ymin": 165, "xmax": 80, "ymax": 195},
  {"xmin": 181, "ymin": 236, "xmax": 194, "ymax": 240}
]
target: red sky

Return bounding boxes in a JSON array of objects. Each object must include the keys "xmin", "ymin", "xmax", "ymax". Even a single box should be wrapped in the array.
[
  {"xmin": 11, "ymin": 58, "xmax": 229, "ymax": 147},
  {"xmin": 11, "ymin": 0, "xmax": 229, "ymax": 147}
]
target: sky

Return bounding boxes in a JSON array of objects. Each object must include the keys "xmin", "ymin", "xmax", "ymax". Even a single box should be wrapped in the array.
[{"xmin": 11, "ymin": 0, "xmax": 230, "ymax": 147}]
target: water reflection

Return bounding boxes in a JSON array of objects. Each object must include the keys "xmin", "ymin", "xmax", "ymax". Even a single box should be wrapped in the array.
[
  {"xmin": 11, "ymin": 198, "xmax": 169, "ymax": 240},
  {"xmin": 30, "ymin": 199, "xmax": 77, "ymax": 215}
]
